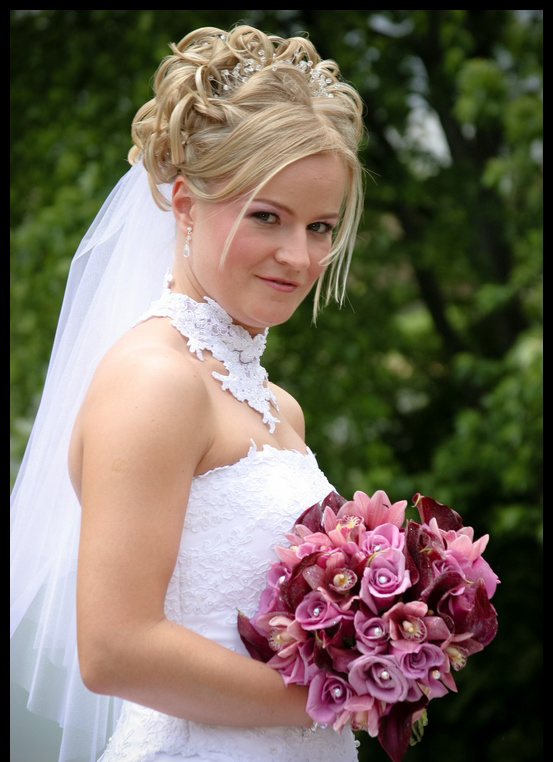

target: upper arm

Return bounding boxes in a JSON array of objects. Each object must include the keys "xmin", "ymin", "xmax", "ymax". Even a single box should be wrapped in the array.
[
  {"xmin": 269, "ymin": 382, "xmax": 305, "ymax": 440},
  {"xmin": 75, "ymin": 346, "xmax": 212, "ymax": 678}
]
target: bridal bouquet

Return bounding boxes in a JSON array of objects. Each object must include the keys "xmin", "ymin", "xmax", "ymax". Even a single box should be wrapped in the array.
[{"xmin": 238, "ymin": 490, "xmax": 499, "ymax": 762}]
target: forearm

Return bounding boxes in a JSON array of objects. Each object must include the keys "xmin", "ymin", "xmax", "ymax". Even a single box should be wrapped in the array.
[{"xmin": 82, "ymin": 617, "xmax": 311, "ymax": 728}]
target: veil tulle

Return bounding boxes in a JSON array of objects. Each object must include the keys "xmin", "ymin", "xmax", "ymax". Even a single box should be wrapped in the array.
[{"xmin": 10, "ymin": 160, "xmax": 176, "ymax": 762}]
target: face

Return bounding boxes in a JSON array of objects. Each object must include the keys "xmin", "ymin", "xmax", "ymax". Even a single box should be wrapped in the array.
[{"xmin": 172, "ymin": 153, "xmax": 348, "ymax": 335}]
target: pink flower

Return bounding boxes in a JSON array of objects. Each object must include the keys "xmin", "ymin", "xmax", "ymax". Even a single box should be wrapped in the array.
[
  {"xmin": 383, "ymin": 601, "xmax": 451, "ymax": 652},
  {"xmin": 395, "ymin": 642, "xmax": 445, "ymax": 681},
  {"xmin": 441, "ymin": 524, "xmax": 489, "ymax": 562},
  {"xmin": 339, "ymin": 490, "xmax": 407, "ymax": 531},
  {"xmin": 238, "ymin": 488, "xmax": 499, "ymax": 762},
  {"xmin": 295, "ymin": 532, "xmax": 335, "ymax": 559},
  {"xmin": 254, "ymin": 612, "xmax": 307, "ymax": 657},
  {"xmin": 256, "ymin": 563, "xmax": 290, "ymax": 615},
  {"xmin": 467, "ymin": 556, "xmax": 500, "ymax": 599},
  {"xmin": 348, "ymin": 653, "xmax": 411, "ymax": 703},
  {"xmin": 354, "ymin": 611, "xmax": 389, "ymax": 654},
  {"xmin": 301, "ymin": 549, "xmax": 359, "ymax": 606},
  {"xmin": 360, "ymin": 548, "xmax": 411, "ymax": 613},
  {"xmin": 267, "ymin": 639, "xmax": 317, "ymax": 687},
  {"xmin": 428, "ymin": 520, "xmax": 500, "ymax": 599},
  {"xmin": 359, "ymin": 523, "xmax": 405, "ymax": 555},
  {"xmin": 306, "ymin": 672, "xmax": 354, "ymax": 726},
  {"xmin": 295, "ymin": 590, "xmax": 354, "ymax": 630},
  {"xmin": 344, "ymin": 693, "xmax": 382, "ymax": 737}
]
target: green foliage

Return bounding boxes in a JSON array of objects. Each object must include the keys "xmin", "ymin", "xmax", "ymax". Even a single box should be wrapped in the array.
[{"xmin": 11, "ymin": 10, "xmax": 542, "ymax": 762}]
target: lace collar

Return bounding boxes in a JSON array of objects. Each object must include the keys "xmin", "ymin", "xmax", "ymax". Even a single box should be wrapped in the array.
[{"xmin": 135, "ymin": 275, "xmax": 280, "ymax": 432}]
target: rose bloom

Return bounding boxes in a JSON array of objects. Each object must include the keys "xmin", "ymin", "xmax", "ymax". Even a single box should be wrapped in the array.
[
  {"xmin": 360, "ymin": 548, "xmax": 411, "ymax": 613},
  {"xmin": 353, "ymin": 611, "xmax": 389, "ymax": 654},
  {"xmin": 267, "ymin": 639, "xmax": 318, "ymax": 687},
  {"xmin": 295, "ymin": 591, "xmax": 353, "ymax": 630},
  {"xmin": 306, "ymin": 672, "xmax": 354, "ymax": 725},
  {"xmin": 348, "ymin": 654, "xmax": 411, "ymax": 704},
  {"xmin": 395, "ymin": 643, "xmax": 446, "ymax": 680},
  {"xmin": 359, "ymin": 523, "xmax": 404, "ymax": 555}
]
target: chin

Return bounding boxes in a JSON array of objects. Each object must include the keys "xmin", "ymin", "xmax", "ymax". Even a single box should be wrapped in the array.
[{"xmin": 237, "ymin": 308, "xmax": 295, "ymax": 335}]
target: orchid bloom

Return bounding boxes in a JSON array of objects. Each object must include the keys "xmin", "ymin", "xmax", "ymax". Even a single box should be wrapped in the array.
[
  {"xmin": 254, "ymin": 612, "xmax": 307, "ymax": 658},
  {"xmin": 339, "ymin": 490, "xmax": 407, "ymax": 531}
]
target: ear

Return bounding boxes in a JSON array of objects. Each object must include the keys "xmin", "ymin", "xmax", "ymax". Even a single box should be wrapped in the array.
[{"xmin": 172, "ymin": 175, "xmax": 197, "ymax": 233}]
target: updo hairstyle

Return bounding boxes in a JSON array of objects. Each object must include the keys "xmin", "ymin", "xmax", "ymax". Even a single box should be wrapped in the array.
[{"xmin": 129, "ymin": 25, "xmax": 366, "ymax": 312}]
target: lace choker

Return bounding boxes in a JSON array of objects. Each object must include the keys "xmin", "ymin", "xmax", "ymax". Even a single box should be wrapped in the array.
[{"xmin": 135, "ymin": 276, "xmax": 280, "ymax": 432}]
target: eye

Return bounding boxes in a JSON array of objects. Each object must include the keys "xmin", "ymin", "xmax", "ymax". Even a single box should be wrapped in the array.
[
  {"xmin": 252, "ymin": 211, "xmax": 279, "ymax": 224},
  {"xmin": 308, "ymin": 221, "xmax": 334, "ymax": 235}
]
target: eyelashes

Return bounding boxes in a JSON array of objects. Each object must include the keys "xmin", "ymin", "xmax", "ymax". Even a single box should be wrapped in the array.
[
  {"xmin": 252, "ymin": 211, "xmax": 278, "ymax": 224},
  {"xmin": 308, "ymin": 221, "xmax": 334, "ymax": 235},
  {"xmin": 251, "ymin": 211, "xmax": 334, "ymax": 235}
]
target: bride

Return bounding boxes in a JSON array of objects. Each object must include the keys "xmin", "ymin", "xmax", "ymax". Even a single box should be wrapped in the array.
[{"xmin": 11, "ymin": 24, "xmax": 365, "ymax": 762}]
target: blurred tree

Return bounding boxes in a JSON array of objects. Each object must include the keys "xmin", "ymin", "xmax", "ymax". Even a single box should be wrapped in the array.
[{"xmin": 11, "ymin": 10, "xmax": 542, "ymax": 762}]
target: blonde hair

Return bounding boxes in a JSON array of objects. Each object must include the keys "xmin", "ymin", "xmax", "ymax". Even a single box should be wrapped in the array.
[{"xmin": 129, "ymin": 24, "xmax": 366, "ymax": 315}]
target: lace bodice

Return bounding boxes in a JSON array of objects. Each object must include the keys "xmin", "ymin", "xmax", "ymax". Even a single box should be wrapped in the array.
[{"xmin": 99, "ymin": 445, "xmax": 360, "ymax": 762}]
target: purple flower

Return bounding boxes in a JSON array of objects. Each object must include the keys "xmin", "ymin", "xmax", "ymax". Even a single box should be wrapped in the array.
[
  {"xmin": 295, "ymin": 591, "xmax": 353, "ymax": 630},
  {"xmin": 360, "ymin": 548, "xmax": 411, "ymax": 613},
  {"xmin": 256, "ymin": 563, "xmax": 290, "ymax": 615},
  {"xmin": 360, "ymin": 523, "xmax": 404, "ymax": 555},
  {"xmin": 395, "ymin": 643, "xmax": 445, "ymax": 680},
  {"xmin": 306, "ymin": 672, "xmax": 354, "ymax": 725},
  {"xmin": 354, "ymin": 611, "xmax": 389, "ymax": 654},
  {"xmin": 267, "ymin": 639, "xmax": 317, "ymax": 687},
  {"xmin": 349, "ymin": 654, "xmax": 410, "ymax": 704}
]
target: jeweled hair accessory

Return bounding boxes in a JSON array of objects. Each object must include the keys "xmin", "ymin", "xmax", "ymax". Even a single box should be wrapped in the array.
[{"xmin": 208, "ymin": 46, "xmax": 335, "ymax": 99}]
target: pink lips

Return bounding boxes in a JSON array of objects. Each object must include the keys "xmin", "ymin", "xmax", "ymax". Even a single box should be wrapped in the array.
[{"xmin": 257, "ymin": 276, "xmax": 298, "ymax": 293}]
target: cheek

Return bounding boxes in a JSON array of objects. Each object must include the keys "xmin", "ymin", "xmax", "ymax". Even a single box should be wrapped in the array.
[{"xmin": 309, "ymin": 252, "xmax": 329, "ymax": 282}]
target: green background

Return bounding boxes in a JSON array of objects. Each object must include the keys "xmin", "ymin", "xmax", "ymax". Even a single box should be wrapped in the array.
[{"xmin": 11, "ymin": 10, "xmax": 542, "ymax": 762}]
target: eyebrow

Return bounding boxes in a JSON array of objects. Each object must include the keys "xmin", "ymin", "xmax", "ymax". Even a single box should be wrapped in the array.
[{"xmin": 251, "ymin": 197, "xmax": 341, "ymax": 220}]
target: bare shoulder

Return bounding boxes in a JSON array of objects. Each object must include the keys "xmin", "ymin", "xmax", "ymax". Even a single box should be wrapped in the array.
[
  {"xmin": 82, "ymin": 323, "xmax": 210, "ymax": 425},
  {"xmin": 268, "ymin": 382, "xmax": 305, "ymax": 440},
  {"xmin": 70, "ymin": 321, "xmax": 214, "ymax": 491}
]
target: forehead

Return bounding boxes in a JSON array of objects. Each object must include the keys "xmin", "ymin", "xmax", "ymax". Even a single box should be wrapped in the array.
[{"xmin": 253, "ymin": 153, "xmax": 348, "ymax": 215}]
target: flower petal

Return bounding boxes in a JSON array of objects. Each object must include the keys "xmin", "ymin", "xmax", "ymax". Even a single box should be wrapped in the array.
[
  {"xmin": 377, "ymin": 695, "xmax": 429, "ymax": 762},
  {"xmin": 413, "ymin": 493, "xmax": 464, "ymax": 532}
]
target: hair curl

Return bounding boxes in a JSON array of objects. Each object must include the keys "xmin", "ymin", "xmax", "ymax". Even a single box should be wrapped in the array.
[{"xmin": 129, "ymin": 24, "xmax": 366, "ymax": 314}]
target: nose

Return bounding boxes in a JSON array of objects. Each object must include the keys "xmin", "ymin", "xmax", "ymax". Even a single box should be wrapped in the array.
[{"xmin": 274, "ymin": 229, "xmax": 311, "ymax": 271}]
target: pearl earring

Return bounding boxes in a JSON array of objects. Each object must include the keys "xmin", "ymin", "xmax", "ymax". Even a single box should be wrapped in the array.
[{"xmin": 183, "ymin": 226, "xmax": 192, "ymax": 258}]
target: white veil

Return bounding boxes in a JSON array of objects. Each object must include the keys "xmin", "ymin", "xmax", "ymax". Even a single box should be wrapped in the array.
[{"xmin": 10, "ymin": 160, "xmax": 176, "ymax": 762}]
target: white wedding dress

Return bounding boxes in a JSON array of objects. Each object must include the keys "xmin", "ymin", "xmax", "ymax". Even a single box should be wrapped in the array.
[{"xmin": 97, "ymin": 283, "xmax": 360, "ymax": 762}]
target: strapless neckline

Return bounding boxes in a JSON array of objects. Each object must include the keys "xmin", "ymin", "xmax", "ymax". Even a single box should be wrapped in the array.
[{"xmin": 195, "ymin": 441, "xmax": 312, "ymax": 480}]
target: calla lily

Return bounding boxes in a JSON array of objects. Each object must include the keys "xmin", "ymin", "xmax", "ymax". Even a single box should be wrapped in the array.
[
  {"xmin": 377, "ymin": 694, "xmax": 429, "ymax": 762},
  {"xmin": 413, "ymin": 493, "xmax": 463, "ymax": 532},
  {"xmin": 294, "ymin": 491, "xmax": 347, "ymax": 533}
]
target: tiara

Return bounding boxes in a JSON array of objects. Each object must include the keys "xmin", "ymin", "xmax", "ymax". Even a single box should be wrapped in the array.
[{"xmin": 208, "ymin": 46, "xmax": 336, "ymax": 99}]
